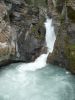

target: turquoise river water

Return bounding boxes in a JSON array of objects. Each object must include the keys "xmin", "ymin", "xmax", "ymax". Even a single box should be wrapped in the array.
[{"xmin": 0, "ymin": 64, "xmax": 75, "ymax": 100}]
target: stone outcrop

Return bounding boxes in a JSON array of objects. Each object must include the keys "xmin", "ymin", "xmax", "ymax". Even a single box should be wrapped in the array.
[
  {"xmin": 0, "ymin": 0, "xmax": 47, "ymax": 64},
  {"xmin": 0, "ymin": 2, "xmax": 15, "ymax": 63},
  {"xmin": 47, "ymin": 0, "xmax": 75, "ymax": 74}
]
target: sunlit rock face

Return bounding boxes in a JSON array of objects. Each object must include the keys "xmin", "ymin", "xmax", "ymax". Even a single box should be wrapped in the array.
[
  {"xmin": 0, "ymin": 2, "xmax": 15, "ymax": 62},
  {"xmin": 47, "ymin": 0, "xmax": 75, "ymax": 74}
]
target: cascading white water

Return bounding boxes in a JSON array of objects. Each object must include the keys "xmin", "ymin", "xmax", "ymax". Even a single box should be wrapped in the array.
[
  {"xmin": 18, "ymin": 18, "xmax": 56, "ymax": 71},
  {"xmin": 45, "ymin": 18, "xmax": 56, "ymax": 53}
]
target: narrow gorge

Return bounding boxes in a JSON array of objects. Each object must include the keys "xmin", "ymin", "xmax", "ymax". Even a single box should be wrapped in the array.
[{"xmin": 0, "ymin": 0, "xmax": 75, "ymax": 100}]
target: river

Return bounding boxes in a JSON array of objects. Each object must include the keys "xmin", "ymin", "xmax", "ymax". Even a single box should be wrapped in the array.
[{"xmin": 0, "ymin": 64, "xmax": 75, "ymax": 100}]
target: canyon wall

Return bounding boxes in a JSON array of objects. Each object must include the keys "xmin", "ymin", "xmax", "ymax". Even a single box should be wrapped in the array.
[
  {"xmin": 0, "ymin": 0, "xmax": 75, "ymax": 73},
  {"xmin": 0, "ymin": 0, "xmax": 47, "ymax": 64},
  {"xmin": 47, "ymin": 0, "xmax": 75, "ymax": 73}
]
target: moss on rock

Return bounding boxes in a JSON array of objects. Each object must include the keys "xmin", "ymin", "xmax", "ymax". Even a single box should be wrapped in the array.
[
  {"xmin": 64, "ymin": 34, "xmax": 75, "ymax": 72},
  {"xmin": 25, "ymin": 0, "xmax": 47, "ymax": 7},
  {"xmin": 67, "ymin": 6, "xmax": 75, "ymax": 22}
]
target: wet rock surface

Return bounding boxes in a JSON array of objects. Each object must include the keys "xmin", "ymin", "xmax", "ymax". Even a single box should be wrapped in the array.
[
  {"xmin": 0, "ymin": 0, "xmax": 47, "ymax": 63},
  {"xmin": 47, "ymin": 0, "xmax": 75, "ymax": 74},
  {"xmin": 0, "ymin": 2, "xmax": 15, "ymax": 62}
]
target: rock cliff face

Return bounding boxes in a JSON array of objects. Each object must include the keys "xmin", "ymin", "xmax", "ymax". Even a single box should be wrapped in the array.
[
  {"xmin": 47, "ymin": 0, "xmax": 75, "ymax": 74},
  {"xmin": 0, "ymin": 2, "xmax": 15, "ymax": 62},
  {"xmin": 0, "ymin": 0, "xmax": 47, "ymax": 64}
]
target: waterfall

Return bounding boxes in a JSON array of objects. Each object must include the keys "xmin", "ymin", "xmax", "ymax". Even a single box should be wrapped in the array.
[
  {"xmin": 18, "ymin": 18, "xmax": 56, "ymax": 72},
  {"xmin": 45, "ymin": 18, "xmax": 56, "ymax": 53}
]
